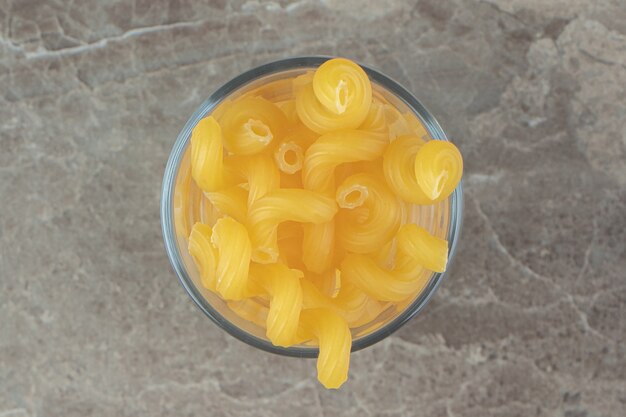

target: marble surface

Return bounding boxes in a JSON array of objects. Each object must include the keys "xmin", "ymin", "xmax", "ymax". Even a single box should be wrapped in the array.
[{"xmin": 1, "ymin": 0, "xmax": 625, "ymax": 415}]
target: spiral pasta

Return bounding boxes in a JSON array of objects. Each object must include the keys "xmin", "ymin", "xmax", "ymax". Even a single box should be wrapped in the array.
[
  {"xmin": 414, "ymin": 140, "xmax": 463, "ymax": 202},
  {"xmin": 190, "ymin": 116, "xmax": 224, "ymax": 193},
  {"xmin": 219, "ymin": 96, "xmax": 288, "ymax": 155},
  {"xmin": 211, "ymin": 217, "xmax": 252, "ymax": 300},
  {"xmin": 296, "ymin": 58, "xmax": 372, "ymax": 134},
  {"xmin": 223, "ymin": 153, "xmax": 280, "ymax": 207},
  {"xmin": 183, "ymin": 57, "xmax": 462, "ymax": 390},
  {"xmin": 336, "ymin": 173, "xmax": 403, "ymax": 254},
  {"xmin": 340, "ymin": 223, "xmax": 447, "ymax": 301},
  {"xmin": 303, "ymin": 130, "xmax": 388, "ymax": 194},
  {"xmin": 188, "ymin": 223, "xmax": 218, "ymax": 292},
  {"xmin": 383, "ymin": 135, "xmax": 432, "ymax": 205},
  {"xmin": 298, "ymin": 308, "xmax": 352, "ymax": 389},
  {"xmin": 249, "ymin": 263, "xmax": 304, "ymax": 347},
  {"xmin": 396, "ymin": 223, "xmax": 448, "ymax": 273},
  {"xmin": 248, "ymin": 189, "xmax": 338, "ymax": 264}
]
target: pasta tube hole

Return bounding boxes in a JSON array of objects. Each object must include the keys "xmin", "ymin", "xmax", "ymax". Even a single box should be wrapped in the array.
[
  {"xmin": 244, "ymin": 119, "xmax": 273, "ymax": 144},
  {"xmin": 274, "ymin": 142, "xmax": 304, "ymax": 174},
  {"xmin": 334, "ymin": 79, "xmax": 349, "ymax": 114},
  {"xmin": 337, "ymin": 185, "xmax": 368, "ymax": 209}
]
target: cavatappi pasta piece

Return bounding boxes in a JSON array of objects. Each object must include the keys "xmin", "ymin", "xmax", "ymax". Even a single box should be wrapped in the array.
[
  {"xmin": 336, "ymin": 173, "xmax": 403, "ymax": 254},
  {"xmin": 190, "ymin": 116, "xmax": 224, "ymax": 193},
  {"xmin": 211, "ymin": 217, "xmax": 252, "ymax": 300},
  {"xmin": 219, "ymin": 96, "xmax": 288, "ymax": 155},
  {"xmin": 298, "ymin": 308, "xmax": 352, "ymax": 389},
  {"xmin": 248, "ymin": 189, "xmax": 338, "ymax": 264},
  {"xmin": 414, "ymin": 140, "xmax": 463, "ymax": 202},
  {"xmin": 340, "ymin": 254, "xmax": 428, "ymax": 302},
  {"xmin": 274, "ymin": 141, "xmax": 304, "ymax": 175},
  {"xmin": 296, "ymin": 58, "xmax": 372, "ymax": 134},
  {"xmin": 396, "ymin": 223, "xmax": 448, "ymax": 273},
  {"xmin": 223, "ymin": 153, "xmax": 280, "ymax": 206},
  {"xmin": 383, "ymin": 135, "xmax": 433, "ymax": 205},
  {"xmin": 340, "ymin": 223, "xmax": 447, "ymax": 301},
  {"xmin": 303, "ymin": 130, "xmax": 388, "ymax": 193},
  {"xmin": 205, "ymin": 186, "xmax": 248, "ymax": 224},
  {"xmin": 188, "ymin": 223, "xmax": 218, "ymax": 292},
  {"xmin": 302, "ymin": 221, "xmax": 335, "ymax": 274},
  {"xmin": 249, "ymin": 263, "xmax": 303, "ymax": 347}
]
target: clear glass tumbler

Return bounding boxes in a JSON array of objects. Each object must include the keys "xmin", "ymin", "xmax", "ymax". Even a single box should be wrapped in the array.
[{"xmin": 160, "ymin": 56, "xmax": 463, "ymax": 357}]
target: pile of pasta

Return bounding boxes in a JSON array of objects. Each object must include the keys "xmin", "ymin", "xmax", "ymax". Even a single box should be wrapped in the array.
[{"xmin": 186, "ymin": 58, "xmax": 463, "ymax": 388}]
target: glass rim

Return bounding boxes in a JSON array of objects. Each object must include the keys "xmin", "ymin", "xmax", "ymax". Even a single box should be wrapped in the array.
[{"xmin": 160, "ymin": 56, "xmax": 464, "ymax": 358}]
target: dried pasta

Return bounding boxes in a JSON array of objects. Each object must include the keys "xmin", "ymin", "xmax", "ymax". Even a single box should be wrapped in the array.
[
  {"xmin": 188, "ymin": 223, "xmax": 218, "ymax": 292},
  {"xmin": 248, "ymin": 189, "xmax": 338, "ymax": 264},
  {"xmin": 296, "ymin": 58, "xmax": 372, "ymax": 133},
  {"xmin": 303, "ymin": 130, "xmax": 388, "ymax": 193},
  {"xmin": 340, "ymin": 224, "xmax": 447, "ymax": 301},
  {"xmin": 212, "ymin": 217, "xmax": 252, "ymax": 300},
  {"xmin": 383, "ymin": 135, "xmax": 432, "ymax": 205},
  {"xmin": 336, "ymin": 173, "xmax": 403, "ymax": 254},
  {"xmin": 219, "ymin": 96, "xmax": 288, "ymax": 155},
  {"xmin": 190, "ymin": 116, "xmax": 224, "ymax": 193},
  {"xmin": 414, "ymin": 140, "xmax": 463, "ymax": 202},
  {"xmin": 183, "ymin": 57, "xmax": 463, "ymax": 390},
  {"xmin": 298, "ymin": 308, "xmax": 352, "ymax": 389},
  {"xmin": 223, "ymin": 153, "xmax": 280, "ymax": 207},
  {"xmin": 249, "ymin": 263, "xmax": 303, "ymax": 347}
]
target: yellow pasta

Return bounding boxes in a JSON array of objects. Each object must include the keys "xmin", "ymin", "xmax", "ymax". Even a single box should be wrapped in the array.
[
  {"xmin": 211, "ymin": 217, "xmax": 252, "ymax": 300},
  {"xmin": 382, "ymin": 135, "xmax": 433, "ymax": 205},
  {"xmin": 302, "ymin": 221, "xmax": 335, "ymax": 274},
  {"xmin": 182, "ymin": 57, "xmax": 463, "ymax": 390},
  {"xmin": 274, "ymin": 141, "xmax": 304, "ymax": 174},
  {"xmin": 247, "ymin": 189, "xmax": 338, "ymax": 264},
  {"xmin": 396, "ymin": 223, "xmax": 448, "ymax": 273},
  {"xmin": 219, "ymin": 96, "xmax": 288, "ymax": 155},
  {"xmin": 298, "ymin": 308, "xmax": 352, "ymax": 389},
  {"xmin": 190, "ymin": 116, "xmax": 224, "ymax": 193},
  {"xmin": 414, "ymin": 140, "xmax": 463, "ymax": 201},
  {"xmin": 336, "ymin": 173, "xmax": 403, "ymax": 254},
  {"xmin": 205, "ymin": 185, "xmax": 248, "ymax": 224},
  {"xmin": 341, "ymin": 224, "xmax": 447, "ymax": 301},
  {"xmin": 188, "ymin": 223, "xmax": 218, "ymax": 292},
  {"xmin": 223, "ymin": 153, "xmax": 280, "ymax": 207},
  {"xmin": 249, "ymin": 263, "xmax": 303, "ymax": 347},
  {"xmin": 303, "ymin": 130, "xmax": 388, "ymax": 194},
  {"xmin": 296, "ymin": 58, "xmax": 372, "ymax": 134}
]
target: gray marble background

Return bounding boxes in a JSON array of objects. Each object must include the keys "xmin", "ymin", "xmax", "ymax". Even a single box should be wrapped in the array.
[{"xmin": 1, "ymin": 0, "xmax": 625, "ymax": 416}]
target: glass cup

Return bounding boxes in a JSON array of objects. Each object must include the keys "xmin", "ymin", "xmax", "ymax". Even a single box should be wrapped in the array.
[{"xmin": 160, "ymin": 56, "xmax": 463, "ymax": 357}]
